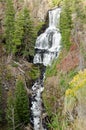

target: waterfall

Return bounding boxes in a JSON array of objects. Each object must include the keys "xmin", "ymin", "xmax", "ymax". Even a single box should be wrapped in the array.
[
  {"xmin": 33, "ymin": 8, "xmax": 61, "ymax": 66},
  {"xmin": 30, "ymin": 8, "xmax": 61, "ymax": 130}
]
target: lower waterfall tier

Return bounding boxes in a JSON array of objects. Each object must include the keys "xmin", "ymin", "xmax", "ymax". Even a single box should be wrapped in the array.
[{"xmin": 33, "ymin": 26, "xmax": 61, "ymax": 66}]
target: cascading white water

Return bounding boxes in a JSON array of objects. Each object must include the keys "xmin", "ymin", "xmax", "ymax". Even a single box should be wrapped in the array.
[
  {"xmin": 33, "ymin": 8, "xmax": 61, "ymax": 66},
  {"xmin": 30, "ymin": 8, "xmax": 61, "ymax": 130}
]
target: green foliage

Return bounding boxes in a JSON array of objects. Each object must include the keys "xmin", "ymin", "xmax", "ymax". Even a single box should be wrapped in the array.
[
  {"xmin": 29, "ymin": 65, "xmax": 40, "ymax": 80},
  {"xmin": 46, "ymin": 59, "xmax": 58, "ymax": 77},
  {"xmin": 4, "ymin": 0, "xmax": 15, "ymax": 53},
  {"xmin": 59, "ymin": 69, "xmax": 77, "ymax": 91},
  {"xmin": 35, "ymin": 22, "xmax": 44, "ymax": 32},
  {"xmin": 13, "ymin": 11, "xmax": 25, "ymax": 53},
  {"xmin": 13, "ymin": 7, "xmax": 36, "ymax": 58},
  {"xmin": 64, "ymin": 69, "xmax": 86, "ymax": 129},
  {"xmin": 60, "ymin": 0, "xmax": 72, "ymax": 50},
  {"xmin": 48, "ymin": 114, "xmax": 67, "ymax": 130},
  {"xmin": 45, "ymin": 51, "xmax": 65, "ymax": 77},
  {"xmin": 44, "ymin": 66, "xmax": 77, "ymax": 122},
  {"xmin": 4, "ymin": 2, "xmax": 36, "ymax": 58},
  {"xmin": 51, "ymin": 0, "xmax": 62, "ymax": 7},
  {"xmin": 60, "ymin": 0, "xmax": 86, "ymax": 51},
  {"xmin": 72, "ymin": 0, "xmax": 86, "ymax": 23},
  {"xmin": 6, "ymin": 90, "xmax": 16, "ymax": 130},
  {"xmin": 6, "ymin": 79, "xmax": 29, "ymax": 130},
  {"xmin": 15, "ymin": 79, "xmax": 29, "ymax": 125},
  {"xmin": 22, "ymin": 8, "xmax": 36, "ymax": 58}
]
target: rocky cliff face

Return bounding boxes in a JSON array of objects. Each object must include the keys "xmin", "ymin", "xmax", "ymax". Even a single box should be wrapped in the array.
[
  {"xmin": 13, "ymin": 0, "xmax": 52, "ymax": 21},
  {"xmin": 25, "ymin": 0, "xmax": 52, "ymax": 21}
]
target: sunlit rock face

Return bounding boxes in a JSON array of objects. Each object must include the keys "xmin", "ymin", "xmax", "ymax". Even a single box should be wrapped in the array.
[{"xmin": 26, "ymin": 0, "xmax": 52, "ymax": 21}]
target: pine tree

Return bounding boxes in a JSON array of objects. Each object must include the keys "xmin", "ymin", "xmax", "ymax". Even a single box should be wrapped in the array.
[
  {"xmin": 12, "ymin": 10, "xmax": 25, "ymax": 54},
  {"xmin": 15, "ymin": 79, "xmax": 29, "ymax": 125},
  {"xmin": 5, "ymin": 0, "xmax": 15, "ymax": 54},
  {"xmin": 22, "ymin": 7, "xmax": 36, "ymax": 58},
  {"xmin": 13, "ymin": 7, "xmax": 36, "ymax": 58},
  {"xmin": 6, "ymin": 90, "xmax": 16, "ymax": 130},
  {"xmin": 60, "ymin": 0, "xmax": 72, "ymax": 50},
  {"xmin": 6, "ymin": 80, "xmax": 29, "ymax": 130}
]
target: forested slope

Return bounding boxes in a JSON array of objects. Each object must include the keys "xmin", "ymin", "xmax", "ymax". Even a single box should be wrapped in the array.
[
  {"xmin": 0, "ymin": 0, "xmax": 86, "ymax": 130},
  {"xmin": 43, "ymin": 0, "xmax": 86, "ymax": 130}
]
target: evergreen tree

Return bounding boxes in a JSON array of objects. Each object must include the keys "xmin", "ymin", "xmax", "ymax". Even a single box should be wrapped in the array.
[
  {"xmin": 6, "ymin": 90, "xmax": 16, "ymax": 130},
  {"xmin": 5, "ymin": 0, "xmax": 15, "ymax": 53},
  {"xmin": 22, "ymin": 7, "xmax": 36, "ymax": 58},
  {"xmin": 15, "ymin": 79, "xmax": 29, "ymax": 125},
  {"xmin": 13, "ymin": 7, "xmax": 36, "ymax": 58},
  {"xmin": 60, "ymin": 0, "xmax": 72, "ymax": 50},
  {"xmin": 12, "ymin": 10, "xmax": 25, "ymax": 54},
  {"xmin": 6, "ymin": 79, "xmax": 29, "ymax": 130}
]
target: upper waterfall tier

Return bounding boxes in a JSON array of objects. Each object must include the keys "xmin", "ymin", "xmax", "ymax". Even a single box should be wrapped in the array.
[{"xmin": 33, "ymin": 8, "xmax": 61, "ymax": 66}]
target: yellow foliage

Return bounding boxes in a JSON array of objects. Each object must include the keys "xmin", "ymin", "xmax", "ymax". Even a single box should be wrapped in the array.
[
  {"xmin": 65, "ymin": 69, "xmax": 86, "ymax": 96},
  {"xmin": 65, "ymin": 89, "xmax": 72, "ymax": 96}
]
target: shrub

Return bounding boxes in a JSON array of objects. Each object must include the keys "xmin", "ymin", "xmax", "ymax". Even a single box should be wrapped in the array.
[{"xmin": 65, "ymin": 69, "xmax": 86, "ymax": 97}]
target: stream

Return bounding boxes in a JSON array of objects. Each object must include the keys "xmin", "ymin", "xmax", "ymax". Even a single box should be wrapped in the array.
[{"xmin": 30, "ymin": 7, "xmax": 61, "ymax": 130}]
